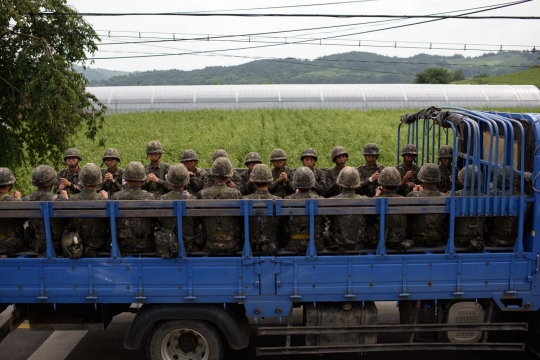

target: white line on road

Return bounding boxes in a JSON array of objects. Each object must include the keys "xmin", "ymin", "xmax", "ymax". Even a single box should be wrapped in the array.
[{"xmin": 27, "ymin": 331, "xmax": 88, "ymax": 360}]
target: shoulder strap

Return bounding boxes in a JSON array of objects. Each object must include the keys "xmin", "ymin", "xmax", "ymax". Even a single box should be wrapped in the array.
[
  {"xmin": 0, "ymin": 193, "xmax": 9, "ymax": 201},
  {"xmin": 167, "ymin": 191, "xmax": 179, "ymax": 200},
  {"xmin": 79, "ymin": 191, "xmax": 100, "ymax": 200},
  {"xmin": 126, "ymin": 188, "xmax": 143, "ymax": 200},
  {"xmin": 159, "ymin": 163, "xmax": 165, "ymax": 180}
]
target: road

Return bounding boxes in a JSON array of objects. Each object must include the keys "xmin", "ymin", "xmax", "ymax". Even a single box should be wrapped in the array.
[{"xmin": 0, "ymin": 302, "xmax": 536, "ymax": 360}]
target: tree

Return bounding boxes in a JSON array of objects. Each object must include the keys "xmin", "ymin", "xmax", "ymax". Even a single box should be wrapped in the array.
[
  {"xmin": 451, "ymin": 69, "xmax": 466, "ymax": 81},
  {"xmin": 0, "ymin": 0, "xmax": 105, "ymax": 170},
  {"xmin": 413, "ymin": 68, "xmax": 453, "ymax": 84}
]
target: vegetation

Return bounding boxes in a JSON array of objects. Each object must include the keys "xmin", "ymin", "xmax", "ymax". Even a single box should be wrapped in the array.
[
  {"xmin": 414, "ymin": 68, "xmax": 454, "ymax": 84},
  {"xmin": 454, "ymin": 67, "xmax": 540, "ymax": 89}
]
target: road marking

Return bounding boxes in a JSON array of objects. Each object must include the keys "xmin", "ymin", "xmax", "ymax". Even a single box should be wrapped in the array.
[
  {"xmin": 18, "ymin": 323, "xmax": 29, "ymax": 329},
  {"xmin": 27, "ymin": 331, "xmax": 88, "ymax": 360}
]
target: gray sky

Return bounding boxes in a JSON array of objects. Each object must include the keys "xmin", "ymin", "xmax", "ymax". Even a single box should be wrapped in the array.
[{"xmin": 68, "ymin": 0, "xmax": 540, "ymax": 72}]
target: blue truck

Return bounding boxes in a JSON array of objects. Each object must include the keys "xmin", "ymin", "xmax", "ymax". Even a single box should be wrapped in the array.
[{"xmin": 0, "ymin": 108, "xmax": 539, "ymax": 360}]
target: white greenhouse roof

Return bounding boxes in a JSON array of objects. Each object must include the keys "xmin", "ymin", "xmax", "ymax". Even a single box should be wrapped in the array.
[{"xmin": 86, "ymin": 84, "xmax": 540, "ymax": 113}]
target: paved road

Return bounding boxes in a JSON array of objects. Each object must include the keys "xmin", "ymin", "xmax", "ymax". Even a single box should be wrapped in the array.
[{"xmin": 0, "ymin": 303, "xmax": 537, "ymax": 360}]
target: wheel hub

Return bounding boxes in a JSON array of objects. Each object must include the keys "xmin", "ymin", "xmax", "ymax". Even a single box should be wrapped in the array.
[{"xmin": 161, "ymin": 328, "xmax": 209, "ymax": 360}]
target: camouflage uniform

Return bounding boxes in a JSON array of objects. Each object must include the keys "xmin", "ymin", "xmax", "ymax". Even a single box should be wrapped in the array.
[
  {"xmin": 99, "ymin": 148, "xmax": 124, "ymax": 198},
  {"xmin": 453, "ymin": 166, "xmax": 484, "ymax": 251},
  {"xmin": 142, "ymin": 162, "xmax": 171, "ymax": 196},
  {"xmin": 0, "ymin": 168, "xmax": 25, "ymax": 254},
  {"xmin": 241, "ymin": 152, "xmax": 263, "ymax": 196},
  {"xmin": 202, "ymin": 149, "xmax": 243, "ymax": 192},
  {"xmin": 157, "ymin": 191, "xmax": 198, "ymax": 253},
  {"xmin": 243, "ymin": 191, "xmax": 281, "ymax": 254},
  {"xmin": 300, "ymin": 148, "xmax": 326, "ymax": 196},
  {"xmin": 325, "ymin": 146, "xmax": 349, "ymax": 198},
  {"xmin": 437, "ymin": 145, "xmax": 461, "ymax": 193},
  {"xmin": 53, "ymin": 148, "xmax": 83, "ymax": 197},
  {"xmin": 181, "ymin": 149, "xmax": 206, "ymax": 195},
  {"xmin": 268, "ymin": 166, "xmax": 295, "ymax": 198},
  {"xmin": 357, "ymin": 164, "xmax": 385, "ymax": 197},
  {"xmin": 396, "ymin": 144, "xmax": 421, "ymax": 197}
]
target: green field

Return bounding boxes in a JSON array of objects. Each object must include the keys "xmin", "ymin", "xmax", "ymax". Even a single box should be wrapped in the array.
[
  {"xmin": 12, "ymin": 107, "xmax": 540, "ymax": 194},
  {"xmin": 454, "ymin": 67, "xmax": 540, "ymax": 89}
]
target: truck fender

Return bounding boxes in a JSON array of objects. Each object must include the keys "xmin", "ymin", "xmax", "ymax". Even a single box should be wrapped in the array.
[{"xmin": 124, "ymin": 304, "xmax": 250, "ymax": 350}]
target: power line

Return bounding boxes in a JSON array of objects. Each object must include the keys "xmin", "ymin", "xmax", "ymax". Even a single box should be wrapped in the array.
[{"xmin": 181, "ymin": 0, "xmax": 376, "ymax": 13}]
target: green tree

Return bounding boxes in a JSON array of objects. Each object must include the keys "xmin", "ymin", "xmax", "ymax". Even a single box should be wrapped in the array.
[
  {"xmin": 414, "ymin": 68, "xmax": 453, "ymax": 84},
  {"xmin": 0, "ymin": 0, "xmax": 105, "ymax": 170},
  {"xmin": 452, "ymin": 69, "xmax": 466, "ymax": 81}
]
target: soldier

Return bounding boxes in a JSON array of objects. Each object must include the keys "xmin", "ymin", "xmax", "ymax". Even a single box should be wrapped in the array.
[
  {"xmin": 197, "ymin": 157, "xmax": 243, "ymax": 254},
  {"xmin": 203, "ymin": 149, "xmax": 243, "ymax": 192},
  {"xmin": 0, "ymin": 168, "xmax": 25, "ymax": 254},
  {"xmin": 357, "ymin": 143, "xmax": 385, "ymax": 197},
  {"xmin": 400, "ymin": 163, "xmax": 447, "ymax": 251},
  {"xmin": 243, "ymin": 164, "xmax": 281, "ymax": 254},
  {"xmin": 454, "ymin": 165, "xmax": 485, "ymax": 251},
  {"xmin": 100, "ymin": 148, "xmax": 124, "ymax": 198},
  {"xmin": 437, "ymin": 145, "xmax": 461, "ymax": 194},
  {"xmin": 300, "ymin": 148, "xmax": 326, "ymax": 196},
  {"xmin": 371, "ymin": 168, "xmax": 407, "ymax": 249},
  {"xmin": 325, "ymin": 146, "xmax": 348, "ymax": 198},
  {"xmin": 66, "ymin": 163, "xmax": 110, "ymax": 257},
  {"xmin": 327, "ymin": 166, "xmax": 367, "ymax": 251},
  {"xmin": 23, "ymin": 165, "xmax": 66, "ymax": 254},
  {"xmin": 53, "ymin": 148, "xmax": 83, "ymax": 197},
  {"xmin": 396, "ymin": 144, "xmax": 421, "ymax": 197},
  {"xmin": 268, "ymin": 148, "xmax": 295, "ymax": 198},
  {"xmin": 283, "ymin": 167, "xmax": 324, "ymax": 253},
  {"xmin": 142, "ymin": 140, "xmax": 170, "ymax": 196},
  {"xmin": 241, "ymin": 152, "xmax": 262, "ymax": 196},
  {"xmin": 156, "ymin": 164, "xmax": 198, "ymax": 258},
  {"xmin": 111, "ymin": 161, "xmax": 155, "ymax": 254},
  {"xmin": 180, "ymin": 149, "xmax": 206, "ymax": 195}
]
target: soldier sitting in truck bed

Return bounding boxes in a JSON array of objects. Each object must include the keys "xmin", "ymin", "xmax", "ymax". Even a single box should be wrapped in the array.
[{"xmin": 0, "ymin": 168, "xmax": 25, "ymax": 255}]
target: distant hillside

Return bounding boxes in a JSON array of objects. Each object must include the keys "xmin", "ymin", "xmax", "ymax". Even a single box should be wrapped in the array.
[
  {"xmin": 453, "ymin": 66, "xmax": 540, "ymax": 89},
  {"xmin": 88, "ymin": 51, "xmax": 538, "ymax": 86},
  {"xmin": 74, "ymin": 65, "xmax": 130, "ymax": 81}
]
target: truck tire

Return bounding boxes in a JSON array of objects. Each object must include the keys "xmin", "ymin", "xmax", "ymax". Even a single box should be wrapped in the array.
[{"xmin": 147, "ymin": 320, "xmax": 224, "ymax": 360}]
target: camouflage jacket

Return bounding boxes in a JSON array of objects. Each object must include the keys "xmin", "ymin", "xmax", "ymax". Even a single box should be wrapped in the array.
[
  {"xmin": 453, "ymin": 189, "xmax": 484, "ymax": 246},
  {"xmin": 243, "ymin": 190, "xmax": 282, "ymax": 254},
  {"xmin": 327, "ymin": 190, "xmax": 367, "ymax": 251},
  {"xmin": 99, "ymin": 167, "xmax": 124, "ymax": 197},
  {"xmin": 438, "ymin": 164, "xmax": 462, "ymax": 193},
  {"xmin": 157, "ymin": 190, "xmax": 199, "ymax": 252},
  {"xmin": 269, "ymin": 166, "xmax": 295, "ymax": 198},
  {"xmin": 325, "ymin": 166, "xmax": 343, "ymax": 199},
  {"xmin": 203, "ymin": 170, "xmax": 243, "ymax": 193},
  {"xmin": 406, "ymin": 188, "xmax": 447, "ymax": 246},
  {"xmin": 0, "ymin": 193, "xmax": 25, "ymax": 254},
  {"xmin": 68, "ymin": 189, "xmax": 109, "ymax": 254},
  {"xmin": 396, "ymin": 162, "xmax": 420, "ymax": 197},
  {"xmin": 111, "ymin": 186, "xmax": 155, "ymax": 243},
  {"xmin": 310, "ymin": 167, "xmax": 327, "ymax": 197},
  {"xmin": 141, "ymin": 162, "xmax": 170, "ymax": 196},
  {"xmin": 240, "ymin": 170, "xmax": 256, "ymax": 196},
  {"xmin": 283, "ymin": 191, "xmax": 324, "ymax": 253},
  {"xmin": 186, "ymin": 167, "xmax": 206, "ymax": 195},
  {"xmin": 53, "ymin": 167, "xmax": 82, "ymax": 197},
  {"xmin": 357, "ymin": 163, "xmax": 385, "ymax": 197},
  {"xmin": 485, "ymin": 188, "xmax": 524, "ymax": 246}
]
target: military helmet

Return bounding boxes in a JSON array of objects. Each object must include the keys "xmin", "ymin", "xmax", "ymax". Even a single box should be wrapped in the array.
[
  {"xmin": 79, "ymin": 163, "xmax": 103, "ymax": 186},
  {"xmin": 496, "ymin": 165, "xmax": 517, "ymax": 189},
  {"xmin": 300, "ymin": 148, "xmax": 318, "ymax": 161},
  {"xmin": 181, "ymin": 149, "xmax": 198, "ymax": 162},
  {"xmin": 336, "ymin": 166, "xmax": 360, "ymax": 189},
  {"xmin": 458, "ymin": 165, "xmax": 481, "ymax": 186},
  {"xmin": 438, "ymin": 145, "xmax": 453, "ymax": 159},
  {"xmin": 331, "ymin": 146, "xmax": 348, "ymax": 162},
  {"xmin": 123, "ymin": 161, "xmax": 147, "ymax": 182},
  {"xmin": 244, "ymin": 152, "xmax": 262, "ymax": 166},
  {"xmin": 249, "ymin": 164, "xmax": 273, "ymax": 183},
  {"xmin": 363, "ymin": 143, "xmax": 380, "ymax": 156},
  {"xmin": 212, "ymin": 149, "xmax": 229, "ymax": 162},
  {"xmin": 32, "ymin": 165, "xmax": 57, "ymax": 188},
  {"xmin": 63, "ymin": 148, "xmax": 82, "ymax": 161},
  {"xmin": 0, "ymin": 168, "xmax": 16, "ymax": 186},
  {"xmin": 417, "ymin": 163, "xmax": 441, "ymax": 183},
  {"xmin": 211, "ymin": 157, "xmax": 233, "ymax": 178},
  {"xmin": 378, "ymin": 167, "xmax": 401, "ymax": 186},
  {"xmin": 293, "ymin": 166, "xmax": 315, "ymax": 189},
  {"xmin": 401, "ymin": 144, "xmax": 418, "ymax": 156},
  {"xmin": 269, "ymin": 148, "xmax": 287, "ymax": 162},
  {"xmin": 102, "ymin": 148, "xmax": 121, "ymax": 162},
  {"xmin": 146, "ymin": 140, "xmax": 164, "ymax": 154},
  {"xmin": 167, "ymin": 164, "xmax": 190, "ymax": 186}
]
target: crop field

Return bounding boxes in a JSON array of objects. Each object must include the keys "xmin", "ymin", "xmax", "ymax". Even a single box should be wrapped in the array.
[{"xmin": 13, "ymin": 107, "xmax": 540, "ymax": 194}]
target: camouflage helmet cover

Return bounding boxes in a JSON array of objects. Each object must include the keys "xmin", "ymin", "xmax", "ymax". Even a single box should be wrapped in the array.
[
  {"xmin": 331, "ymin": 146, "xmax": 348, "ymax": 162},
  {"xmin": 417, "ymin": 163, "xmax": 441, "ymax": 183},
  {"xmin": 32, "ymin": 165, "xmax": 57, "ymax": 188},
  {"xmin": 102, "ymin": 148, "xmax": 121, "ymax": 162},
  {"xmin": 300, "ymin": 148, "xmax": 318, "ymax": 161},
  {"xmin": 123, "ymin": 161, "xmax": 147, "ymax": 182},
  {"xmin": 363, "ymin": 143, "xmax": 380, "ymax": 156},
  {"xmin": 63, "ymin": 148, "xmax": 82, "ymax": 161},
  {"xmin": 146, "ymin": 140, "xmax": 164, "ymax": 154},
  {"xmin": 212, "ymin": 149, "xmax": 229, "ymax": 162},
  {"xmin": 438, "ymin": 145, "xmax": 453, "ymax": 159},
  {"xmin": 378, "ymin": 167, "xmax": 402, "ymax": 187},
  {"xmin": 211, "ymin": 157, "xmax": 234, "ymax": 178},
  {"xmin": 401, "ymin": 144, "xmax": 418, "ymax": 156},
  {"xmin": 79, "ymin": 163, "xmax": 103, "ymax": 186},
  {"xmin": 167, "ymin": 164, "xmax": 190, "ymax": 186},
  {"xmin": 0, "ymin": 168, "xmax": 16, "ymax": 186},
  {"xmin": 181, "ymin": 149, "xmax": 198, "ymax": 162},
  {"xmin": 336, "ymin": 166, "xmax": 360, "ymax": 189},
  {"xmin": 270, "ymin": 148, "xmax": 287, "ymax": 162},
  {"xmin": 293, "ymin": 166, "xmax": 316, "ymax": 189},
  {"xmin": 496, "ymin": 165, "xmax": 517, "ymax": 189},
  {"xmin": 244, "ymin": 152, "xmax": 262, "ymax": 166},
  {"xmin": 249, "ymin": 164, "xmax": 273, "ymax": 183},
  {"xmin": 458, "ymin": 165, "xmax": 481, "ymax": 186}
]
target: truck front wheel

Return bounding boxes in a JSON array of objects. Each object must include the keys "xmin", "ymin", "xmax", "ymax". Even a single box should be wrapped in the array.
[{"xmin": 147, "ymin": 320, "xmax": 224, "ymax": 360}]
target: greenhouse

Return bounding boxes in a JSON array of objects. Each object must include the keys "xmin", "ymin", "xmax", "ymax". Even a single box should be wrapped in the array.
[{"xmin": 87, "ymin": 84, "xmax": 540, "ymax": 113}]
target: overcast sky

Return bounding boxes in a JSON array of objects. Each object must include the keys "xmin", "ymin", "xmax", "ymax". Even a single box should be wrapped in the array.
[{"xmin": 68, "ymin": 0, "xmax": 540, "ymax": 72}]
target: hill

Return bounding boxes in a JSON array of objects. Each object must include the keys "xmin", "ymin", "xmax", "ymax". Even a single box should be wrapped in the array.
[
  {"xmin": 74, "ymin": 65, "xmax": 130, "ymax": 81},
  {"xmin": 87, "ymin": 51, "xmax": 538, "ymax": 86},
  {"xmin": 453, "ymin": 66, "xmax": 540, "ymax": 89}
]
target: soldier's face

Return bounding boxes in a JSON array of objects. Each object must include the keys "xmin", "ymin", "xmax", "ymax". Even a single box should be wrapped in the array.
[
  {"xmin": 65, "ymin": 157, "xmax": 79, "ymax": 168},
  {"xmin": 334, "ymin": 154, "xmax": 347, "ymax": 167},
  {"xmin": 149, "ymin": 153, "xmax": 161, "ymax": 163},
  {"xmin": 104, "ymin": 158, "xmax": 118, "ymax": 169},
  {"xmin": 302, "ymin": 157, "xmax": 316, "ymax": 168},
  {"xmin": 365, "ymin": 155, "xmax": 378, "ymax": 166},
  {"xmin": 440, "ymin": 158, "xmax": 451, "ymax": 167},
  {"xmin": 403, "ymin": 155, "xmax": 415, "ymax": 165},
  {"xmin": 246, "ymin": 162, "xmax": 260, "ymax": 171},
  {"xmin": 182, "ymin": 160, "xmax": 196, "ymax": 171},
  {"xmin": 271, "ymin": 160, "xmax": 285, "ymax": 169}
]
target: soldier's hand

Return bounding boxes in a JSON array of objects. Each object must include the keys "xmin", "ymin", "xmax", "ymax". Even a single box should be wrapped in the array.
[
  {"xmin": 371, "ymin": 171, "xmax": 380, "ymax": 182},
  {"xmin": 59, "ymin": 178, "xmax": 71, "ymax": 187},
  {"xmin": 58, "ymin": 183, "xmax": 66, "ymax": 190},
  {"xmin": 226, "ymin": 180, "xmax": 235, "ymax": 188},
  {"xmin": 403, "ymin": 170, "xmax": 413, "ymax": 181},
  {"xmin": 99, "ymin": 190, "xmax": 108, "ymax": 199},
  {"xmin": 279, "ymin": 172, "xmax": 288, "ymax": 182},
  {"xmin": 407, "ymin": 181, "xmax": 416, "ymax": 188},
  {"xmin": 375, "ymin": 186, "xmax": 382, "ymax": 197},
  {"xmin": 413, "ymin": 185, "xmax": 423, "ymax": 192},
  {"xmin": 104, "ymin": 172, "xmax": 114, "ymax": 183},
  {"xmin": 13, "ymin": 190, "xmax": 21, "ymax": 199},
  {"xmin": 147, "ymin": 173, "xmax": 158, "ymax": 183},
  {"xmin": 188, "ymin": 171, "xmax": 194, "ymax": 176},
  {"xmin": 295, "ymin": 188, "xmax": 300, "ymax": 193},
  {"xmin": 58, "ymin": 190, "xmax": 68, "ymax": 199}
]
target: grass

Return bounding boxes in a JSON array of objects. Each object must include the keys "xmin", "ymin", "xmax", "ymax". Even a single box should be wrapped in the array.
[{"xmin": 453, "ymin": 67, "xmax": 540, "ymax": 89}]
